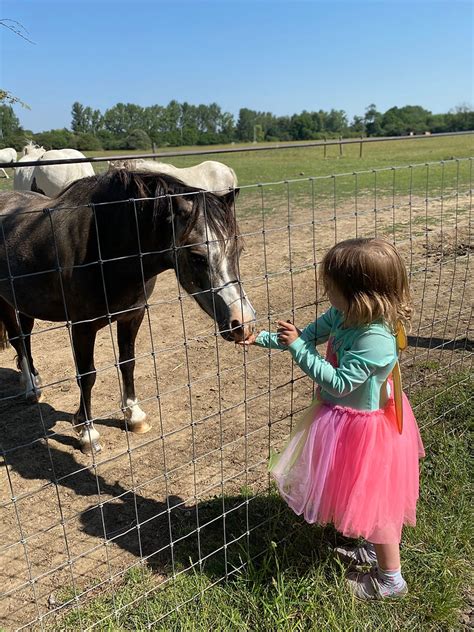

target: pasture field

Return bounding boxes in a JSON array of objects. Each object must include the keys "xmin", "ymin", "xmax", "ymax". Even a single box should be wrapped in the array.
[
  {"xmin": 0, "ymin": 135, "xmax": 472, "ymax": 629},
  {"xmin": 1, "ymin": 132, "xmax": 473, "ymax": 194},
  {"xmin": 89, "ymin": 132, "xmax": 474, "ymax": 185}
]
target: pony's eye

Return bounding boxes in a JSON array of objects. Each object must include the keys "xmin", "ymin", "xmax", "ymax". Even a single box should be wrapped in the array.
[{"xmin": 190, "ymin": 252, "xmax": 208, "ymax": 266}]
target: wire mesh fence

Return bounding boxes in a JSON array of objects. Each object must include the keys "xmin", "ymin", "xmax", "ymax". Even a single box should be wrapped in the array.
[{"xmin": 0, "ymin": 157, "xmax": 472, "ymax": 629}]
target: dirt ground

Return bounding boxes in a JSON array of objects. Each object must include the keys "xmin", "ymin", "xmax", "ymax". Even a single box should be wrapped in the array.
[{"xmin": 0, "ymin": 185, "xmax": 472, "ymax": 630}]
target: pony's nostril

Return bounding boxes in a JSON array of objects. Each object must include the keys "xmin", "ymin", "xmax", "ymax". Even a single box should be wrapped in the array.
[{"xmin": 231, "ymin": 319, "xmax": 243, "ymax": 333}]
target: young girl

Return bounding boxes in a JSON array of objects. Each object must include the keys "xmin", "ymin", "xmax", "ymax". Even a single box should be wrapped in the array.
[{"xmin": 242, "ymin": 237, "xmax": 424, "ymax": 600}]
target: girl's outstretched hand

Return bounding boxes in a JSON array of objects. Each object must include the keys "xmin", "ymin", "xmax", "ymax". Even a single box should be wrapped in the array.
[
  {"xmin": 277, "ymin": 320, "xmax": 300, "ymax": 346},
  {"xmin": 236, "ymin": 332, "xmax": 258, "ymax": 346}
]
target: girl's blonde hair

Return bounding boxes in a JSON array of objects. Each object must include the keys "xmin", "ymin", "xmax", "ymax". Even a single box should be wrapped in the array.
[{"xmin": 320, "ymin": 238, "xmax": 412, "ymax": 330}]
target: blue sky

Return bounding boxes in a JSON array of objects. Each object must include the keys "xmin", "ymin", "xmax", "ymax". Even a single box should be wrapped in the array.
[{"xmin": 1, "ymin": 0, "xmax": 473, "ymax": 132}]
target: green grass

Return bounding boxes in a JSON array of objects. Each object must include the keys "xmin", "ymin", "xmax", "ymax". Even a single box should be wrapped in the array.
[
  {"xmin": 92, "ymin": 134, "xmax": 474, "ymax": 210},
  {"xmin": 91, "ymin": 133, "xmax": 474, "ymax": 184},
  {"xmin": 53, "ymin": 372, "xmax": 473, "ymax": 631},
  {"xmin": 2, "ymin": 134, "xmax": 473, "ymax": 203}
]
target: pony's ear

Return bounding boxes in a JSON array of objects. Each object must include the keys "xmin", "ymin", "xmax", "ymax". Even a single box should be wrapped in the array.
[{"xmin": 221, "ymin": 188, "xmax": 240, "ymax": 206}]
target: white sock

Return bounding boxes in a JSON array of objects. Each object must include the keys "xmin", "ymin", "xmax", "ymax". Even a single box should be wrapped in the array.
[{"xmin": 377, "ymin": 567, "xmax": 406, "ymax": 590}]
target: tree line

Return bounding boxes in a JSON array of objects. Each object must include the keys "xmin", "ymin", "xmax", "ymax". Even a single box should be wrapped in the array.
[{"xmin": 0, "ymin": 100, "xmax": 473, "ymax": 152}]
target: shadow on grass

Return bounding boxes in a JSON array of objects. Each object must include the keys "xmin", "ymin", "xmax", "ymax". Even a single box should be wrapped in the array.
[{"xmin": 78, "ymin": 485, "xmax": 342, "ymax": 583}]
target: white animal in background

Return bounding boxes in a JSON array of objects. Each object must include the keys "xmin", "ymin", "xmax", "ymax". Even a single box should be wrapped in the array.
[
  {"xmin": 0, "ymin": 147, "xmax": 18, "ymax": 178},
  {"xmin": 32, "ymin": 149, "xmax": 95, "ymax": 197},
  {"xmin": 21, "ymin": 140, "xmax": 43, "ymax": 156},
  {"xmin": 13, "ymin": 143, "xmax": 45, "ymax": 190},
  {"xmin": 14, "ymin": 144, "xmax": 95, "ymax": 196},
  {"xmin": 111, "ymin": 159, "xmax": 238, "ymax": 194}
]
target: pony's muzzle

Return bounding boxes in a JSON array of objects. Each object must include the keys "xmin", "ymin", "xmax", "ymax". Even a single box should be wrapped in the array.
[
  {"xmin": 229, "ymin": 318, "xmax": 255, "ymax": 342},
  {"xmin": 228, "ymin": 298, "xmax": 256, "ymax": 342},
  {"xmin": 210, "ymin": 287, "xmax": 256, "ymax": 342}
]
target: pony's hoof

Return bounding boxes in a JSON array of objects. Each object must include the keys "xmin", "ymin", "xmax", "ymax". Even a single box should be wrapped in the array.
[
  {"xmin": 122, "ymin": 399, "xmax": 149, "ymax": 433},
  {"xmin": 128, "ymin": 420, "xmax": 152, "ymax": 434},
  {"xmin": 78, "ymin": 425, "xmax": 101, "ymax": 454},
  {"xmin": 22, "ymin": 375, "xmax": 44, "ymax": 403},
  {"xmin": 80, "ymin": 439, "xmax": 102, "ymax": 455}
]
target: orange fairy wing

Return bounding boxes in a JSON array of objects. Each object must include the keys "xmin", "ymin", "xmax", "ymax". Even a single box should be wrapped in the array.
[
  {"xmin": 391, "ymin": 320, "xmax": 408, "ymax": 434},
  {"xmin": 396, "ymin": 321, "xmax": 408, "ymax": 352},
  {"xmin": 392, "ymin": 360, "xmax": 404, "ymax": 434}
]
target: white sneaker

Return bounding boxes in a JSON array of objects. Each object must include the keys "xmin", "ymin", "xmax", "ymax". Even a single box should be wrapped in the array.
[{"xmin": 346, "ymin": 568, "xmax": 408, "ymax": 601}]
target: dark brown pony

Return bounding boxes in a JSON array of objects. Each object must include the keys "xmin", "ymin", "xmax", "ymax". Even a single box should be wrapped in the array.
[{"xmin": 0, "ymin": 169, "xmax": 255, "ymax": 453}]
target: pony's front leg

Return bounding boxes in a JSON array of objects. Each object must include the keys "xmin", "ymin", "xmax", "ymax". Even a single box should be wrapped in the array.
[
  {"xmin": 117, "ymin": 312, "xmax": 151, "ymax": 434},
  {"xmin": 71, "ymin": 323, "xmax": 101, "ymax": 454}
]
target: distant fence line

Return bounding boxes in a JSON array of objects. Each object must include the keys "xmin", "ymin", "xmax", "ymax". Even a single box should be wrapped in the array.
[{"xmin": 1, "ymin": 130, "xmax": 473, "ymax": 169}]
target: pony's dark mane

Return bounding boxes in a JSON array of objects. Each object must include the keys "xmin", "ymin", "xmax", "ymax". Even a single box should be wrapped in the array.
[{"xmin": 56, "ymin": 169, "xmax": 239, "ymax": 254}]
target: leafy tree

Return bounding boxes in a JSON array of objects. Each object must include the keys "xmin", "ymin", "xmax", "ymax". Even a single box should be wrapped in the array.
[
  {"xmin": 179, "ymin": 102, "xmax": 199, "ymax": 145},
  {"xmin": 380, "ymin": 107, "xmax": 406, "ymax": 136},
  {"xmin": 290, "ymin": 111, "xmax": 316, "ymax": 140},
  {"xmin": 253, "ymin": 124, "xmax": 264, "ymax": 142},
  {"xmin": 142, "ymin": 104, "xmax": 165, "ymax": 144},
  {"xmin": 103, "ymin": 103, "xmax": 145, "ymax": 137},
  {"xmin": 427, "ymin": 113, "xmax": 448, "ymax": 133},
  {"xmin": 311, "ymin": 111, "xmax": 325, "ymax": 134},
  {"xmin": 196, "ymin": 102, "xmax": 219, "ymax": 134},
  {"xmin": 217, "ymin": 111, "xmax": 235, "ymax": 143},
  {"xmin": 0, "ymin": 104, "xmax": 28, "ymax": 149},
  {"xmin": 33, "ymin": 128, "xmax": 76, "ymax": 150},
  {"xmin": 0, "ymin": 89, "xmax": 29, "ymax": 109},
  {"xmin": 381, "ymin": 105, "xmax": 431, "ymax": 136},
  {"xmin": 72, "ymin": 102, "xmax": 104, "ymax": 135},
  {"xmin": 97, "ymin": 129, "xmax": 125, "ymax": 150},
  {"xmin": 449, "ymin": 104, "xmax": 474, "ymax": 131},
  {"xmin": 0, "ymin": 104, "xmax": 21, "ymax": 141},
  {"xmin": 236, "ymin": 108, "xmax": 257, "ymax": 142},
  {"xmin": 75, "ymin": 132, "xmax": 102, "ymax": 151},
  {"xmin": 125, "ymin": 128, "xmax": 152, "ymax": 150},
  {"xmin": 162, "ymin": 100, "xmax": 182, "ymax": 145},
  {"xmin": 71, "ymin": 102, "xmax": 87, "ymax": 133},
  {"xmin": 3, "ymin": 131, "xmax": 28, "ymax": 150},
  {"xmin": 267, "ymin": 116, "xmax": 291, "ymax": 141},
  {"xmin": 350, "ymin": 115, "xmax": 366, "ymax": 134},
  {"xmin": 9, "ymin": 96, "xmax": 474, "ymax": 150},
  {"xmin": 364, "ymin": 104, "xmax": 384, "ymax": 136},
  {"xmin": 325, "ymin": 109, "xmax": 348, "ymax": 133}
]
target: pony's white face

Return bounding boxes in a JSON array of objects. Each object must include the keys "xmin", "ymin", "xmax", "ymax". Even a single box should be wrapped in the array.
[{"xmin": 172, "ymin": 193, "xmax": 256, "ymax": 342}]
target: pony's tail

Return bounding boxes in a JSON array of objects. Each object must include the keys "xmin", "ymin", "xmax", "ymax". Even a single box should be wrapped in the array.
[{"xmin": 0, "ymin": 321, "xmax": 9, "ymax": 351}]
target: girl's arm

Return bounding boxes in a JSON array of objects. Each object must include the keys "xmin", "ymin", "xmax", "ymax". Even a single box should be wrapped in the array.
[
  {"xmin": 288, "ymin": 329, "xmax": 396, "ymax": 397},
  {"xmin": 254, "ymin": 307, "xmax": 338, "ymax": 350}
]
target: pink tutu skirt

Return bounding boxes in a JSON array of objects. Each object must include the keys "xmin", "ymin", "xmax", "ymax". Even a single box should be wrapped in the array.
[{"xmin": 269, "ymin": 392, "xmax": 425, "ymax": 543}]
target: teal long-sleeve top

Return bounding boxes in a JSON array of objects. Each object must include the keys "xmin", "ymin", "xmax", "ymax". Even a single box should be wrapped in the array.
[{"xmin": 255, "ymin": 307, "xmax": 399, "ymax": 411}]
